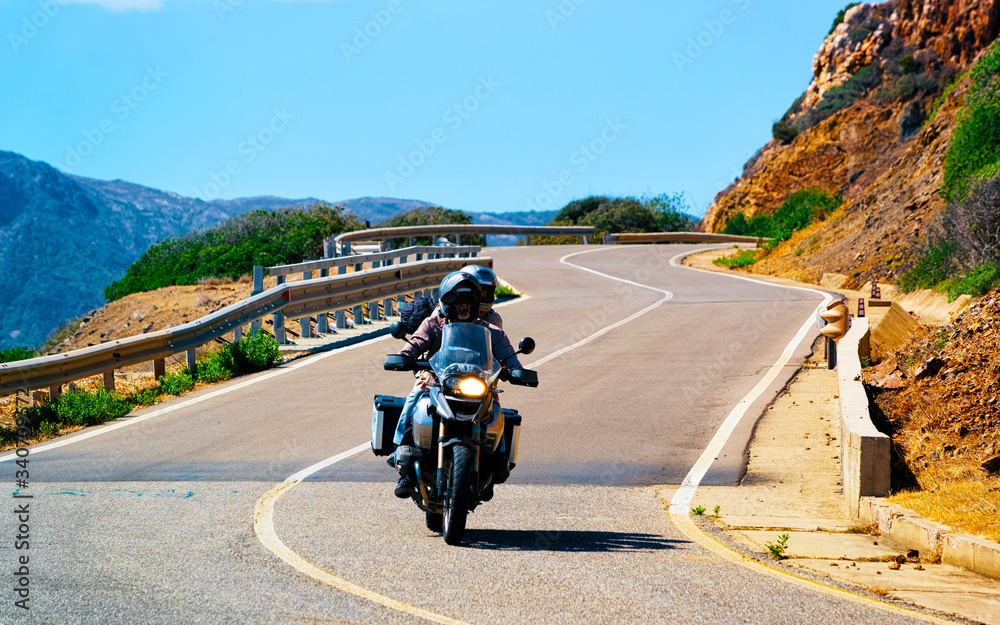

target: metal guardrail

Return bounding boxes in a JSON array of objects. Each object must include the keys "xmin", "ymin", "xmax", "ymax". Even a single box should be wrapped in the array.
[
  {"xmin": 0, "ymin": 258, "xmax": 482, "ymax": 397},
  {"xmin": 330, "ymin": 224, "xmax": 596, "ymax": 253},
  {"xmin": 260, "ymin": 245, "xmax": 484, "ymax": 340},
  {"xmin": 268, "ymin": 245, "xmax": 480, "ymax": 277},
  {"xmin": 603, "ymin": 232, "xmax": 768, "ymax": 245}
]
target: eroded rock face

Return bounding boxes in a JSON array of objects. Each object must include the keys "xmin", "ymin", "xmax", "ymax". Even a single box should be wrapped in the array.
[
  {"xmin": 803, "ymin": 3, "xmax": 897, "ymax": 111},
  {"xmin": 700, "ymin": 0, "xmax": 999, "ymax": 287}
]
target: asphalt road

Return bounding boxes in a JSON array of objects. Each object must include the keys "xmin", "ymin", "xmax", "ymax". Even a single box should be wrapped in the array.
[{"xmin": 0, "ymin": 245, "xmax": 932, "ymax": 624}]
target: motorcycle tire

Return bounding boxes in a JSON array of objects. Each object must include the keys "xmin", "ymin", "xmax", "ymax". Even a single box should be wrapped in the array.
[
  {"xmin": 443, "ymin": 445, "xmax": 472, "ymax": 545},
  {"xmin": 426, "ymin": 510, "xmax": 443, "ymax": 533}
]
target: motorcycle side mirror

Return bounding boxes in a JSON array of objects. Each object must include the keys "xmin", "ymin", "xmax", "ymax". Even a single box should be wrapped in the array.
[
  {"xmin": 518, "ymin": 337, "xmax": 535, "ymax": 355},
  {"xmin": 383, "ymin": 354, "xmax": 414, "ymax": 371},
  {"xmin": 389, "ymin": 322, "xmax": 408, "ymax": 340}
]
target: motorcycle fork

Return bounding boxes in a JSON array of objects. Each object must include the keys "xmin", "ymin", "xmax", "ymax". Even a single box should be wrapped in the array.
[{"xmin": 436, "ymin": 421, "xmax": 446, "ymax": 496}]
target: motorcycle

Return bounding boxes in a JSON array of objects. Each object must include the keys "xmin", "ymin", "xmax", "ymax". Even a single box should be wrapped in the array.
[{"xmin": 372, "ymin": 321, "xmax": 538, "ymax": 545}]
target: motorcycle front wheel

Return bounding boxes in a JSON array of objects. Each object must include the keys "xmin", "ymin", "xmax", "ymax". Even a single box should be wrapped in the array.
[{"xmin": 442, "ymin": 445, "xmax": 472, "ymax": 545}]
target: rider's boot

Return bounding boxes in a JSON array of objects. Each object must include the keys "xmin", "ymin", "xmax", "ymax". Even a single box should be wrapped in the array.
[{"xmin": 393, "ymin": 445, "xmax": 418, "ymax": 498}]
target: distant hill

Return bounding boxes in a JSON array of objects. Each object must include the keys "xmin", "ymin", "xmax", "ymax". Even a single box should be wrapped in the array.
[
  {"xmin": 0, "ymin": 150, "xmax": 550, "ymax": 349},
  {"xmin": 471, "ymin": 209, "xmax": 558, "ymax": 246},
  {"xmin": 0, "ymin": 151, "xmax": 326, "ymax": 349}
]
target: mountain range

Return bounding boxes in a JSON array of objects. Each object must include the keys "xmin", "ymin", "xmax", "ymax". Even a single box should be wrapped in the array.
[{"xmin": 0, "ymin": 150, "xmax": 554, "ymax": 350}]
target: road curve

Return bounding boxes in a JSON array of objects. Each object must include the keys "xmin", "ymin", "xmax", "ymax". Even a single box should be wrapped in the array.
[{"xmin": 0, "ymin": 245, "xmax": 933, "ymax": 624}]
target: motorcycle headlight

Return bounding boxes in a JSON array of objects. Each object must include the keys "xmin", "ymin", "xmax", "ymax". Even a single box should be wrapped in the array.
[{"xmin": 457, "ymin": 377, "xmax": 487, "ymax": 398}]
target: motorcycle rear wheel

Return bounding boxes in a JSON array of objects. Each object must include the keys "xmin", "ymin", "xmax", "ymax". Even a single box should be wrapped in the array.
[
  {"xmin": 443, "ymin": 445, "xmax": 472, "ymax": 545},
  {"xmin": 426, "ymin": 510, "xmax": 443, "ymax": 533}
]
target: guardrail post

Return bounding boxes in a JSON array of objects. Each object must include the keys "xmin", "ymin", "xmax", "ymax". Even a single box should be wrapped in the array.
[
  {"xmin": 251, "ymin": 265, "xmax": 264, "ymax": 336},
  {"xmin": 300, "ymin": 270, "xmax": 314, "ymax": 338},
  {"xmin": 456, "ymin": 234, "xmax": 462, "ymax": 246},
  {"xmin": 234, "ymin": 326, "xmax": 243, "ymax": 342},
  {"xmin": 49, "ymin": 385, "xmax": 61, "ymax": 402},
  {"xmin": 154, "ymin": 358, "xmax": 165, "ymax": 381},
  {"xmin": 186, "ymin": 348, "xmax": 197, "ymax": 375},
  {"xmin": 408, "ymin": 236, "xmax": 414, "ymax": 247},
  {"xmin": 583, "ymin": 235, "xmax": 589, "ymax": 245},
  {"xmin": 317, "ymin": 269, "xmax": 330, "ymax": 334},
  {"xmin": 274, "ymin": 275, "xmax": 286, "ymax": 344},
  {"xmin": 603, "ymin": 232, "xmax": 611, "ymax": 245},
  {"xmin": 336, "ymin": 309, "xmax": 346, "ymax": 329},
  {"xmin": 103, "ymin": 371, "xmax": 115, "ymax": 392},
  {"xmin": 353, "ymin": 305, "xmax": 364, "ymax": 326},
  {"xmin": 396, "ymin": 294, "xmax": 406, "ymax": 315}
]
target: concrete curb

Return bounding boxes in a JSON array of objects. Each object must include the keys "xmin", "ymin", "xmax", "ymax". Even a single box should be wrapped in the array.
[
  {"xmin": 843, "ymin": 312, "xmax": 1000, "ymax": 582},
  {"xmin": 837, "ymin": 317, "xmax": 891, "ymax": 517},
  {"xmin": 859, "ymin": 497, "xmax": 1000, "ymax": 580}
]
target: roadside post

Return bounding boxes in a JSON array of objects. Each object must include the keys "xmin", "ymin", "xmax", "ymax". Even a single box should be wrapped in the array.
[{"xmin": 819, "ymin": 301, "xmax": 850, "ymax": 369}]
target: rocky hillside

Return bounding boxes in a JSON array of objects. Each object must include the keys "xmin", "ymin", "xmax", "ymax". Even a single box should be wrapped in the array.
[{"xmin": 701, "ymin": 0, "xmax": 999, "ymax": 288}]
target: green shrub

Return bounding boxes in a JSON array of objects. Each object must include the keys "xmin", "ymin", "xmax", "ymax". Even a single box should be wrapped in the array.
[
  {"xmin": 105, "ymin": 203, "xmax": 363, "ymax": 301},
  {"xmin": 772, "ymin": 121, "xmax": 799, "ymax": 144},
  {"xmin": 722, "ymin": 189, "xmax": 841, "ymax": 247},
  {"xmin": 195, "ymin": 350, "xmax": 234, "ymax": 383},
  {"xmin": 900, "ymin": 55, "xmax": 918, "ymax": 75},
  {"xmin": 0, "ymin": 426, "xmax": 16, "ymax": 445},
  {"xmin": 898, "ymin": 241, "xmax": 959, "ymax": 292},
  {"xmin": 39, "ymin": 421, "xmax": 60, "ymax": 437},
  {"xmin": 713, "ymin": 250, "xmax": 759, "ymax": 268},
  {"xmin": 946, "ymin": 263, "xmax": 1000, "ymax": 301},
  {"xmin": 57, "ymin": 388, "xmax": 133, "ymax": 426},
  {"xmin": 0, "ymin": 347, "xmax": 36, "ymax": 364},
  {"xmin": 131, "ymin": 388, "xmax": 161, "ymax": 406},
  {"xmin": 538, "ymin": 194, "xmax": 694, "ymax": 244},
  {"xmin": 159, "ymin": 370, "xmax": 195, "ymax": 395},
  {"xmin": 828, "ymin": 3, "xmax": 860, "ymax": 35},
  {"xmin": 495, "ymin": 284, "xmax": 517, "ymax": 299},
  {"xmin": 943, "ymin": 41, "xmax": 1000, "ymax": 200},
  {"xmin": 377, "ymin": 206, "xmax": 484, "ymax": 247},
  {"xmin": 227, "ymin": 332, "xmax": 282, "ymax": 375},
  {"xmin": 794, "ymin": 65, "xmax": 880, "ymax": 132}
]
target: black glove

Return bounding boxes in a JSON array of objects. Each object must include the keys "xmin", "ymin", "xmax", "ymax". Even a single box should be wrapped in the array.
[{"xmin": 499, "ymin": 367, "xmax": 511, "ymax": 382}]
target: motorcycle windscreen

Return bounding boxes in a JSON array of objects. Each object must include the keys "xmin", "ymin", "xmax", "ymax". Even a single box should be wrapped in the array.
[{"xmin": 429, "ymin": 322, "xmax": 494, "ymax": 378}]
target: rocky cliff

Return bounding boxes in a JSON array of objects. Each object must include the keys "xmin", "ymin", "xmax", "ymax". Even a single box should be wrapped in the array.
[{"xmin": 701, "ymin": 0, "xmax": 999, "ymax": 287}]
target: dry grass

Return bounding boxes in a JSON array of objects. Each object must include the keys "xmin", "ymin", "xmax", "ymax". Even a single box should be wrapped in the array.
[
  {"xmin": 864, "ymin": 585, "xmax": 891, "ymax": 597},
  {"xmin": 889, "ymin": 481, "xmax": 1000, "ymax": 542}
]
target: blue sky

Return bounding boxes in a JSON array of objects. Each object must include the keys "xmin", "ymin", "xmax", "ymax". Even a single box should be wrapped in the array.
[{"xmin": 1, "ymin": 0, "xmax": 868, "ymax": 217}]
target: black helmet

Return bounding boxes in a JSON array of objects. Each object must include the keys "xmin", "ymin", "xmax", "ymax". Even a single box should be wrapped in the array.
[
  {"xmin": 438, "ymin": 271, "xmax": 482, "ymax": 322},
  {"xmin": 461, "ymin": 264, "xmax": 499, "ymax": 316}
]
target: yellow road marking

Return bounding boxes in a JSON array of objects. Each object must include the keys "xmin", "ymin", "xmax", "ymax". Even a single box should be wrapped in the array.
[
  {"xmin": 254, "ymin": 477, "xmax": 473, "ymax": 625},
  {"xmin": 668, "ymin": 511, "xmax": 956, "ymax": 624}
]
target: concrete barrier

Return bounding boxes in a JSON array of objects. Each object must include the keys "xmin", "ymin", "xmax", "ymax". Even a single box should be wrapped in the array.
[{"xmin": 837, "ymin": 316, "xmax": 891, "ymax": 517}]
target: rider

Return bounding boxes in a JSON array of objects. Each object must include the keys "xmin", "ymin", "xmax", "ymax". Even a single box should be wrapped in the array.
[
  {"xmin": 390, "ymin": 271, "xmax": 523, "ymax": 498},
  {"xmin": 427, "ymin": 264, "xmax": 504, "ymax": 328}
]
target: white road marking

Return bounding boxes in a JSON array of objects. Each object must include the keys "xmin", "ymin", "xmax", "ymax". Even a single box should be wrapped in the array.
[
  {"xmin": 0, "ymin": 335, "xmax": 392, "ymax": 463},
  {"xmin": 664, "ymin": 247, "xmax": 833, "ymax": 511}
]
